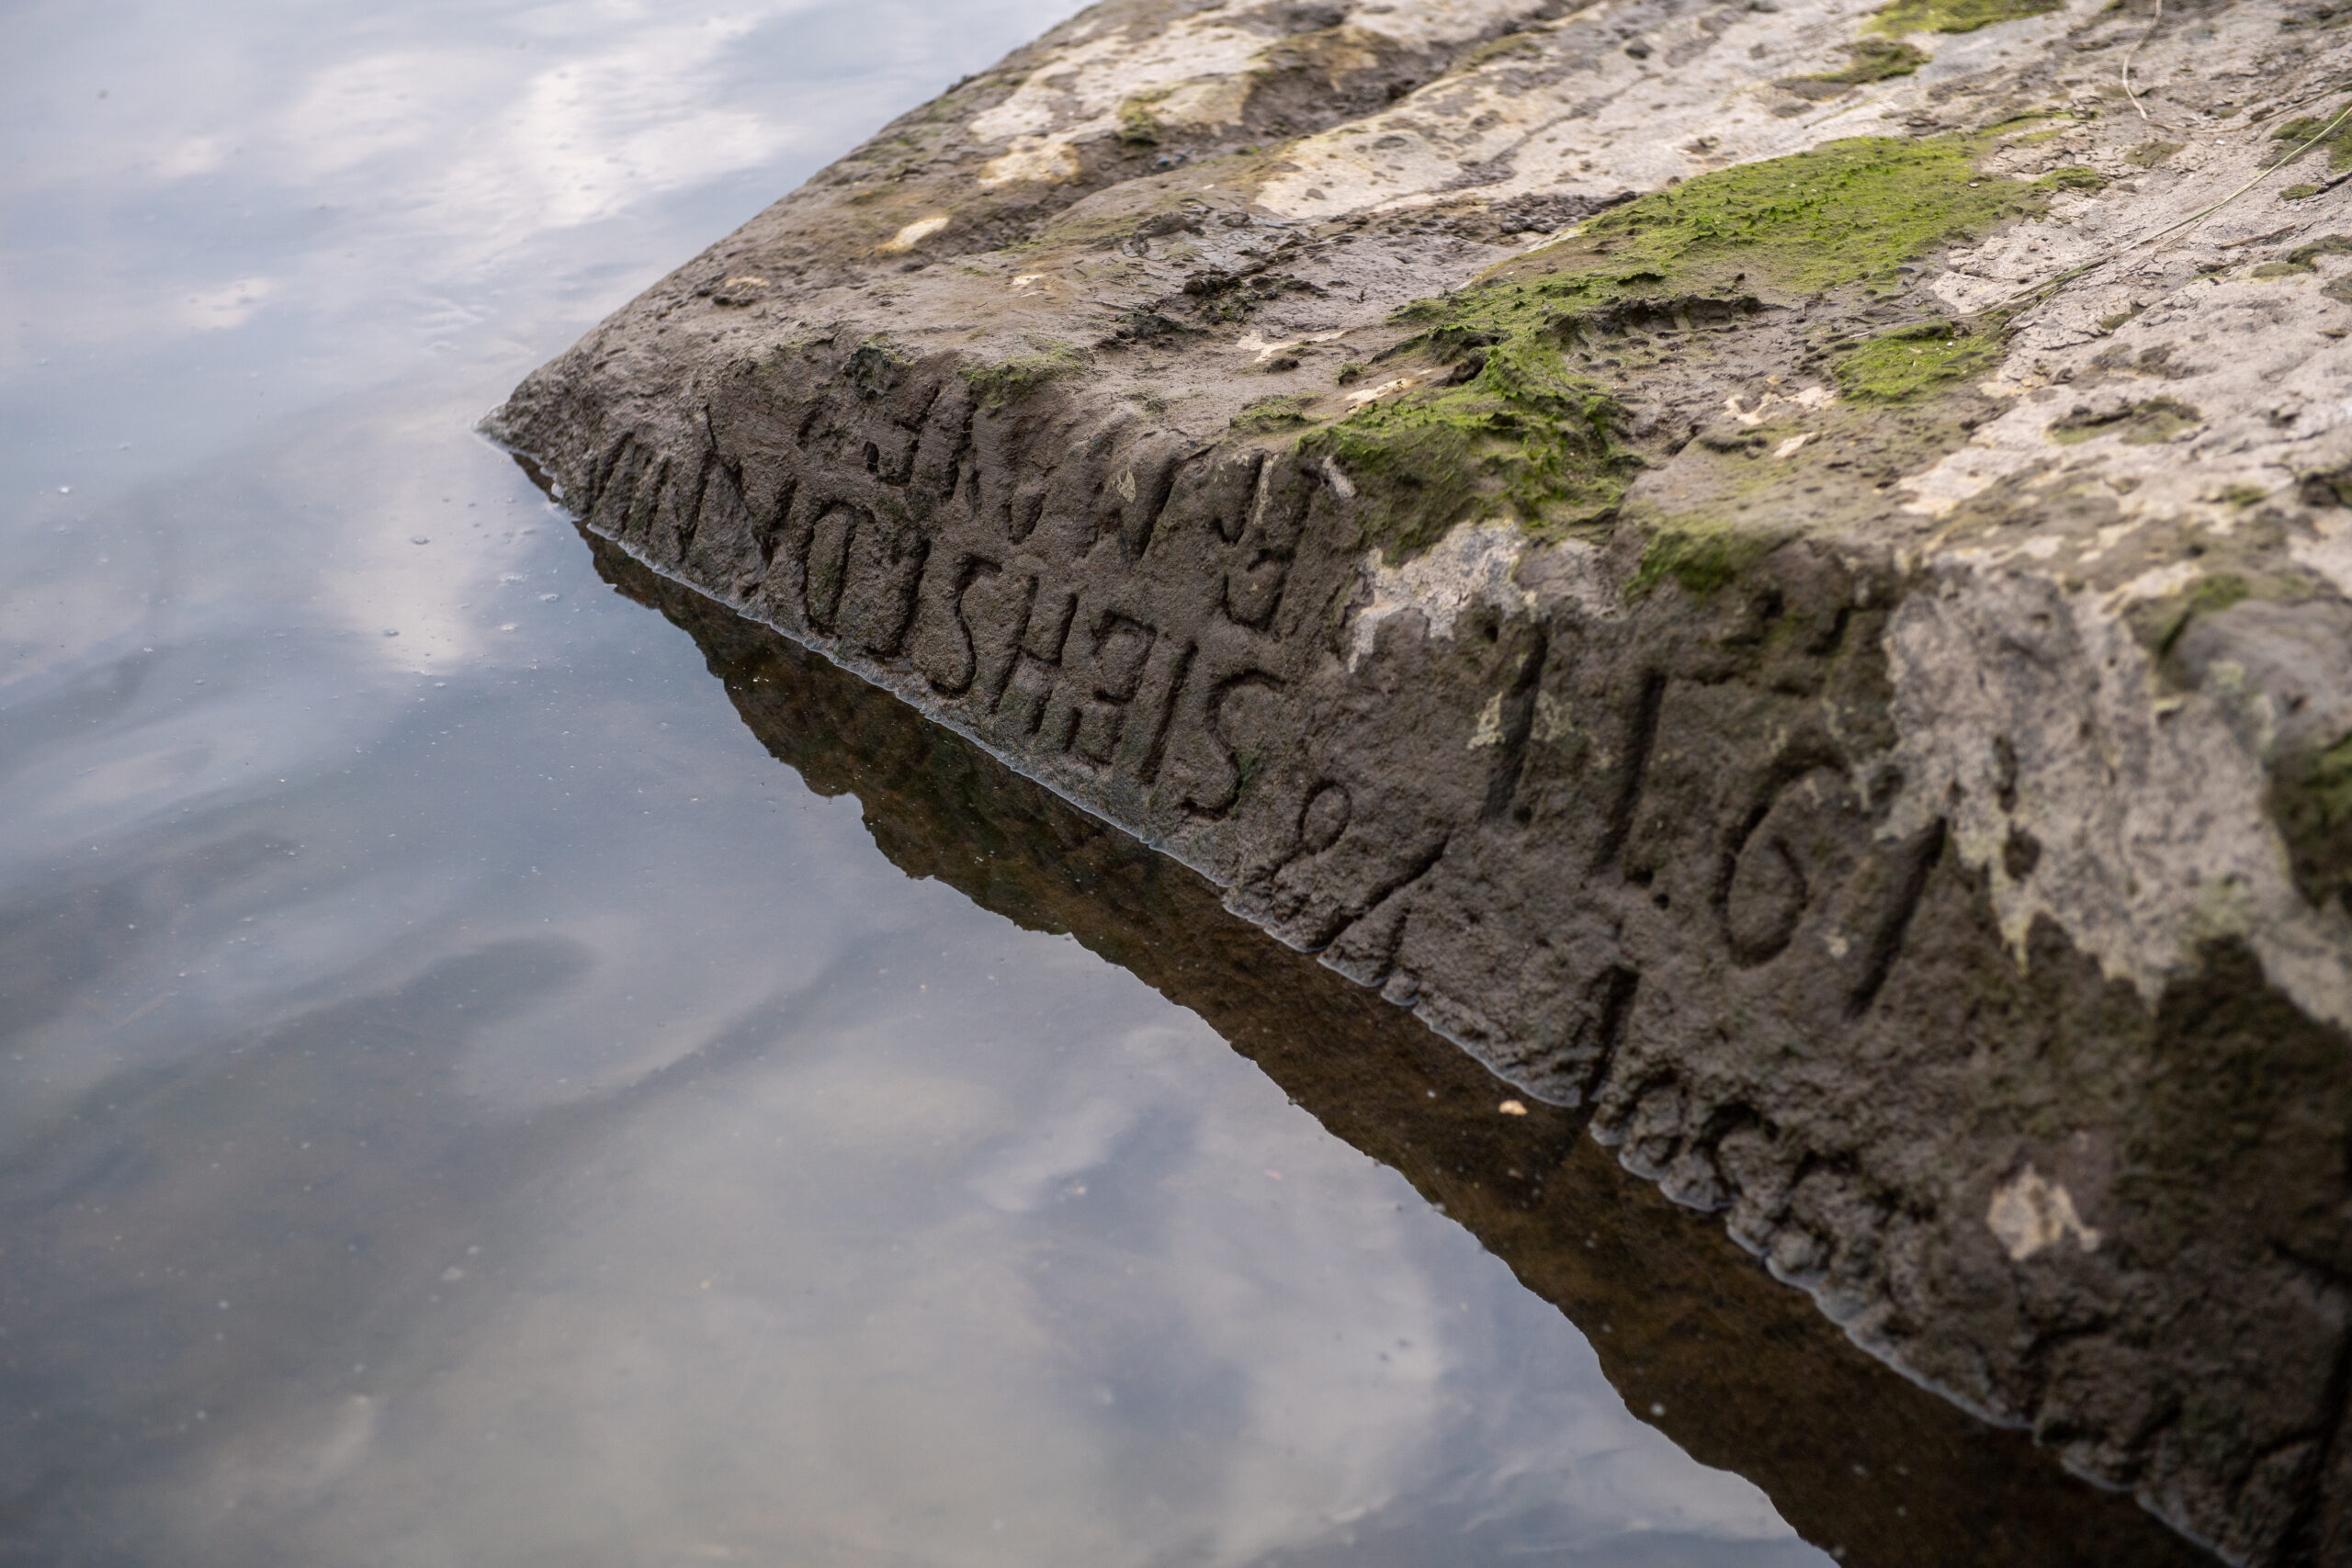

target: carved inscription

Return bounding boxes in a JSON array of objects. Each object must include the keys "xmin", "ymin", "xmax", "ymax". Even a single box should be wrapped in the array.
[
  {"xmin": 1221, "ymin": 457, "xmax": 1315, "ymax": 631},
  {"xmin": 1178, "ymin": 671, "xmax": 1286, "ymax": 818},
  {"xmin": 996, "ymin": 584, "xmax": 1078, "ymax": 744},
  {"xmin": 657, "ymin": 359, "xmax": 1345, "ymax": 852},
  {"xmin": 836, "ymin": 511, "xmax": 928, "ymax": 657},
  {"xmin": 1123, "ymin": 637, "xmax": 1196, "ymax": 788},
  {"xmin": 1846, "ymin": 818, "xmax": 1947, "ymax": 1020},
  {"xmin": 1720, "ymin": 767, "xmax": 1853, "ymax": 968},
  {"xmin": 1069, "ymin": 613, "xmax": 1159, "ymax": 767},
  {"xmin": 754, "ymin": 474, "xmax": 798, "ymax": 571},
  {"xmin": 1297, "ymin": 782, "xmax": 1351, "ymax": 855},
  {"xmin": 1315, "ymin": 833, "xmax": 1451, "ymax": 982},
  {"xmin": 1096, "ymin": 437, "xmax": 1186, "ymax": 562},
  {"xmin": 1594, "ymin": 671, "xmax": 1667, "ymax": 875},
  {"xmin": 909, "ymin": 553, "xmax": 1000, "ymax": 696},
  {"xmin": 801, "ymin": 501, "xmax": 864, "ymax": 632},
  {"xmin": 1482, "ymin": 628, "xmax": 1550, "ymax": 824}
]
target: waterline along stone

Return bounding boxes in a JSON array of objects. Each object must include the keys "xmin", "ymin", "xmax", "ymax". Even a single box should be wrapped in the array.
[{"xmin": 487, "ymin": 3, "xmax": 2352, "ymax": 1561}]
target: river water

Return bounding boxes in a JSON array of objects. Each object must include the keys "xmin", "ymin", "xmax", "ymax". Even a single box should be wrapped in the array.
[{"xmin": 0, "ymin": 3, "xmax": 1839, "ymax": 1563}]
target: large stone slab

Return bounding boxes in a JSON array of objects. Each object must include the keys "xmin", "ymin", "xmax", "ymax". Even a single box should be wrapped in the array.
[{"xmin": 489, "ymin": 2, "xmax": 2352, "ymax": 1560}]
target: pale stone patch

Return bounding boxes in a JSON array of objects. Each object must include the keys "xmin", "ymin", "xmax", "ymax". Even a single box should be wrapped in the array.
[
  {"xmin": 1987, "ymin": 1166, "xmax": 2103, "ymax": 1261},
  {"xmin": 1349, "ymin": 520, "xmax": 1533, "ymax": 669},
  {"xmin": 876, "ymin": 215, "xmax": 949, "ymax": 254},
  {"xmin": 1344, "ymin": 375, "xmax": 1421, "ymax": 406},
  {"xmin": 1903, "ymin": 227, "xmax": 2352, "ymax": 536},
  {"xmin": 1531, "ymin": 691, "xmax": 1574, "ymax": 745},
  {"xmin": 1728, "ymin": 385, "xmax": 1836, "ymax": 427},
  {"xmin": 1148, "ymin": 76, "xmax": 1252, "ymax": 137},
  {"xmin": 978, "ymin": 137, "xmax": 1080, "ymax": 187},
  {"xmin": 1237, "ymin": 328, "xmax": 1346, "ymax": 364},
  {"xmin": 1468, "ymin": 692, "xmax": 1506, "ymax": 749},
  {"xmin": 1881, "ymin": 563, "xmax": 2352, "ymax": 1030},
  {"xmin": 967, "ymin": 0, "xmax": 1557, "ymax": 199}
]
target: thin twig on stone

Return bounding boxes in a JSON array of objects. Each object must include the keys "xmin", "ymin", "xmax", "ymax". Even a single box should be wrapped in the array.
[
  {"xmin": 2122, "ymin": 0, "xmax": 2162, "ymax": 122},
  {"xmin": 1974, "ymin": 97, "xmax": 2352, "ymax": 320}
]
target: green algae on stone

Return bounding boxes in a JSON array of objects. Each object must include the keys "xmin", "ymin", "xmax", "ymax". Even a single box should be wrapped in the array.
[
  {"xmin": 1779, "ymin": 39, "xmax": 1930, "ymax": 100},
  {"xmin": 960, "ymin": 337, "xmax": 1088, "ymax": 409},
  {"xmin": 1322, "ymin": 136, "xmax": 2076, "ymax": 563},
  {"xmin": 1835, "ymin": 320, "xmax": 2007, "ymax": 402},
  {"xmin": 1452, "ymin": 30, "xmax": 1546, "ymax": 73},
  {"xmin": 2301, "ymin": 461, "xmax": 2352, "ymax": 506},
  {"xmin": 2047, "ymin": 397, "xmax": 2203, "ymax": 445},
  {"xmin": 1230, "ymin": 392, "xmax": 1317, "ymax": 434},
  {"xmin": 2276, "ymin": 732, "xmax": 2352, "ymax": 913},
  {"xmin": 2250, "ymin": 233, "xmax": 2352, "ymax": 277},
  {"xmin": 1628, "ymin": 522, "xmax": 1790, "ymax": 600},
  {"xmin": 1116, "ymin": 89, "xmax": 1170, "ymax": 146},
  {"xmin": 1301, "ymin": 337, "xmax": 1631, "ymax": 562},
  {"xmin": 1498, "ymin": 136, "xmax": 2077, "ymax": 303},
  {"xmin": 2140, "ymin": 572, "xmax": 2253, "ymax": 660},
  {"xmin": 1867, "ymin": 0, "xmax": 2061, "ymax": 34},
  {"xmin": 845, "ymin": 336, "xmax": 915, "ymax": 396},
  {"xmin": 2272, "ymin": 104, "xmax": 2352, "ymax": 171}
]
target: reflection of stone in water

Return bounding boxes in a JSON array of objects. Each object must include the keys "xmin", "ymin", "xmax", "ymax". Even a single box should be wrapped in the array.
[{"xmin": 576, "ymin": 525, "xmax": 2212, "ymax": 1568}]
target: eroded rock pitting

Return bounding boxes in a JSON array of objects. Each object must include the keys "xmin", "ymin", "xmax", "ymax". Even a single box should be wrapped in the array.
[{"xmin": 490, "ymin": 1, "xmax": 2352, "ymax": 1559}]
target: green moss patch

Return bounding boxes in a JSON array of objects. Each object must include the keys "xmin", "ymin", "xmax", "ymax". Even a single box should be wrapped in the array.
[
  {"xmin": 845, "ymin": 338, "xmax": 914, "ymax": 397},
  {"xmin": 2047, "ymin": 397, "xmax": 2202, "ymax": 445},
  {"xmin": 1315, "ymin": 134, "xmax": 2074, "ymax": 562},
  {"xmin": 2250, "ymin": 233, "xmax": 2352, "ymax": 278},
  {"xmin": 1301, "ymin": 337, "xmax": 1633, "ymax": 562},
  {"xmin": 1454, "ymin": 31, "xmax": 1545, "ymax": 73},
  {"xmin": 2301, "ymin": 463, "xmax": 2352, "ymax": 507},
  {"xmin": 1778, "ymin": 39, "xmax": 1930, "ymax": 99},
  {"xmin": 2143, "ymin": 572, "xmax": 2251, "ymax": 659},
  {"xmin": 2274, "ymin": 732, "xmax": 2352, "ymax": 913},
  {"xmin": 1116, "ymin": 90, "xmax": 1169, "ymax": 146},
  {"xmin": 1867, "ymin": 0, "xmax": 2061, "ymax": 33},
  {"xmin": 1230, "ymin": 393, "xmax": 1317, "ymax": 434},
  {"xmin": 1834, "ymin": 320, "xmax": 2007, "ymax": 401},
  {"xmin": 1628, "ymin": 524, "xmax": 1789, "ymax": 599},
  {"xmin": 960, "ymin": 337, "xmax": 1088, "ymax": 409},
  {"xmin": 2273, "ymin": 105, "xmax": 2352, "ymax": 172},
  {"xmin": 2126, "ymin": 140, "xmax": 2186, "ymax": 168},
  {"xmin": 1494, "ymin": 135, "xmax": 2082, "ymax": 303}
]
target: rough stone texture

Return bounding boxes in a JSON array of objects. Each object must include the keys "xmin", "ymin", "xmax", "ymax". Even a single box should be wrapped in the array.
[{"xmin": 489, "ymin": 2, "xmax": 2352, "ymax": 1560}]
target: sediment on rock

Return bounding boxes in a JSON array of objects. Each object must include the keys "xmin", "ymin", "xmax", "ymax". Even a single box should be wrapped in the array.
[{"xmin": 490, "ymin": 1, "xmax": 2352, "ymax": 1561}]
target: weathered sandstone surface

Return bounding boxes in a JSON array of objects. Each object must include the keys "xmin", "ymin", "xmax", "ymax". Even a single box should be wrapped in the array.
[{"xmin": 489, "ymin": 1, "xmax": 2352, "ymax": 1560}]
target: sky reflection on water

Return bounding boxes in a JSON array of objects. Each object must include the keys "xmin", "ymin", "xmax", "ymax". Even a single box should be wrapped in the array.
[{"xmin": 0, "ymin": 4, "xmax": 1826, "ymax": 1562}]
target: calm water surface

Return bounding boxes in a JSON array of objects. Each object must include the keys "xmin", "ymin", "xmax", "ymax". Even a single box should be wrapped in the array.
[{"xmin": 0, "ymin": 4, "xmax": 1829, "ymax": 1562}]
